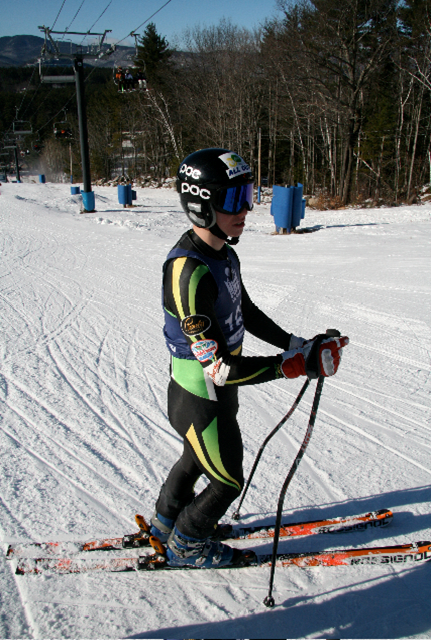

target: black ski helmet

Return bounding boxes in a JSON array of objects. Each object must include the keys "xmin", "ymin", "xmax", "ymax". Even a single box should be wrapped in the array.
[{"xmin": 176, "ymin": 148, "xmax": 254, "ymax": 229}]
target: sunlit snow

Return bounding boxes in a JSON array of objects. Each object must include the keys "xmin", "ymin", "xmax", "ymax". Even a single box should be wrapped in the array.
[{"xmin": 0, "ymin": 180, "xmax": 430, "ymax": 639}]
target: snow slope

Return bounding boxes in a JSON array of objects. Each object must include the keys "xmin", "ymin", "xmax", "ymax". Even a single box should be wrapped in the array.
[{"xmin": 0, "ymin": 181, "xmax": 430, "ymax": 640}]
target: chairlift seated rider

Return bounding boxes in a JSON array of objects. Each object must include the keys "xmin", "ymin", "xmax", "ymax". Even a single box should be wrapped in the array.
[
  {"xmin": 54, "ymin": 126, "xmax": 72, "ymax": 140},
  {"xmin": 124, "ymin": 69, "xmax": 134, "ymax": 91},
  {"xmin": 135, "ymin": 69, "xmax": 147, "ymax": 91},
  {"xmin": 115, "ymin": 66, "xmax": 125, "ymax": 92}
]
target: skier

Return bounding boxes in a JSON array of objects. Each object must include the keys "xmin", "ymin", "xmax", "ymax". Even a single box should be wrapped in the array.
[{"xmin": 150, "ymin": 148, "xmax": 349, "ymax": 568}]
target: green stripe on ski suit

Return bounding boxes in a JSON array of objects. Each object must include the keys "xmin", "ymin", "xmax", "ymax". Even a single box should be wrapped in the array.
[
  {"xmin": 188, "ymin": 263, "xmax": 210, "ymax": 342},
  {"xmin": 172, "ymin": 357, "xmax": 210, "ymax": 399},
  {"xmin": 188, "ymin": 264, "xmax": 210, "ymax": 317},
  {"xmin": 186, "ymin": 422, "xmax": 241, "ymax": 490}
]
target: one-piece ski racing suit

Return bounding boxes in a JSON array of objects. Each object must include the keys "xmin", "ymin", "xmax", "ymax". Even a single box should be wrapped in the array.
[{"xmin": 157, "ymin": 229, "xmax": 295, "ymax": 540}]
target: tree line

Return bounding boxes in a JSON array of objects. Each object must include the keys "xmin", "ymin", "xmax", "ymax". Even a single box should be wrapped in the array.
[{"xmin": 0, "ymin": 0, "xmax": 430, "ymax": 204}]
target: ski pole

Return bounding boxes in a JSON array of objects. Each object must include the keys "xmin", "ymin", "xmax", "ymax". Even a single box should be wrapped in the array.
[
  {"xmin": 263, "ymin": 329, "xmax": 341, "ymax": 608},
  {"xmin": 232, "ymin": 378, "xmax": 310, "ymax": 521}
]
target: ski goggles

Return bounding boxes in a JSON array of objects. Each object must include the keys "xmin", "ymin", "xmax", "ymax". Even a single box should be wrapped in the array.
[{"xmin": 214, "ymin": 183, "xmax": 254, "ymax": 215}]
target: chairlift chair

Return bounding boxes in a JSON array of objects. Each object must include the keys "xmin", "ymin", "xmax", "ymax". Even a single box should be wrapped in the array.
[
  {"xmin": 13, "ymin": 121, "xmax": 33, "ymax": 135},
  {"xmin": 39, "ymin": 58, "xmax": 75, "ymax": 85},
  {"xmin": 54, "ymin": 125, "xmax": 73, "ymax": 139},
  {"xmin": 54, "ymin": 110, "xmax": 73, "ymax": 140},
  {"xmin": 3, "ymin": 136, "xmax": 17, "ymax": 149},
  {"xmin": 31, "ymin": 134, "xmax": 44, "ymax": 153}
]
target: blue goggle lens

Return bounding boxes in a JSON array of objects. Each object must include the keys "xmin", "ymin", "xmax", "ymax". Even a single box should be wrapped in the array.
[{"xmin": 216, "ymin": 183, "xmax": 254, "ymax": 214}]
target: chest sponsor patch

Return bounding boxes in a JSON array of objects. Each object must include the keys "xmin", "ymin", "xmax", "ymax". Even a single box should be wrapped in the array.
[
  {"xmin": 181, "ymin": 314, "xmax": 211, "ymax": 337},
  {"xmin": 191, "ymin": 339, "xmax": 218, "ymax": 363}
]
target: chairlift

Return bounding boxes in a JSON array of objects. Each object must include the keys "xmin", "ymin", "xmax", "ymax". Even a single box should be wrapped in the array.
[
  {"xmin": 39, "ymin": 58, "xmax": 75, "ymax": 85},
  {"xmin": 54, "ymin": 125, "xmax": 73, "ymax": 139},
  {"xmin": 54, "ymin": 111, "xmax": 73, "ymax": 140},
  {"xmin": 13, "ymin": 120, "xmax": 33, "ymax": 135},
  {"xmin": 113, "ymin": 64, "xmax": 147, "ymax": 94},
  {"xmin": 31, "ymin": 135, "xmax": 44, "ymax": 153},
  {"xmin": 2, "ymin": 136, "xmax": 17, "ymax": 149}
]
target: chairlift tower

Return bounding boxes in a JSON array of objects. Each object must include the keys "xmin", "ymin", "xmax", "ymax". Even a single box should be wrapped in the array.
[{"xmin": 38, "ymin": 26, "xmax": 114, "ymax": 212}]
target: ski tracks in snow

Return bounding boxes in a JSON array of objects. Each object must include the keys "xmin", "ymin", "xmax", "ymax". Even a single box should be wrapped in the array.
[{"xmin": 0, "ymin": 187, "xmax": 430, "ymax": 639}]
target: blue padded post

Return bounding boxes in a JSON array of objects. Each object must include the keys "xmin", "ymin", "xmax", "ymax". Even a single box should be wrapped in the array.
[
  {"xmin": 301, "ymin": 198, "xmax": 306, "ymax": 219},
  {"xmin": 118, "ymin": 185, "xmax": 128, "ymax": 206},
  {"xmin": 272, "ymin": 185, "xmax": 293, "ymax": 230},
  {"xmin": 82, "ymin": 191, "xmax": 95, "ymax": 212},
  {"xmin": 292, "ymin": 183, "xmax": 303, "ymax": 228}
]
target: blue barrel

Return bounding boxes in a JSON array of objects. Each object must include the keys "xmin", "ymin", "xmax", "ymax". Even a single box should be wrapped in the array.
[
  {"xmin": 39, "ymin": 174, "xmax": 46, "ymax": 183},
  {"xmin": 71, "ymin": 186, "xmax": 80, "ymax": 195},
  {"xmin": 301, "ymin": 198, "xmax": 306, "ymax": 219},
  {"xmin": 272, "ymin": 185, "xmax": 293, "ymax": 230},
  {"xmin": 118, "ymin": 184, "xmax": 128, "ymax": 206},
  {"xmin": 132, "ymin": 189, "xmax": 137, "ymax": 201},
  {"xmin": 82, "ymin": 191, "xmax": 95, "ymax": 212},
  {"xmin": 292, "ymin": 183, "xmax": 303, "ymax": 228}
]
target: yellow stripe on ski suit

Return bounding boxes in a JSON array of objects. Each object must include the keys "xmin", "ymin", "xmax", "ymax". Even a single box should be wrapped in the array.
[
  {"xmin": 186, "ymin": 423, "xmax": 241, "ymax": 490},
  {"xmin": 226, "ymin": 367, "xmax": 269, "ymax": 385},
  {"xmin": 172, "ymin": 257, "xmax": 187, "ymax": 322},
  {"xmin": 201, "ymin": 418, "xmax": 241, "ymax": 490}
]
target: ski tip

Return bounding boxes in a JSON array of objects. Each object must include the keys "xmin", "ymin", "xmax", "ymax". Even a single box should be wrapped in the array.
[{"xmin": 416, "ymin": 541, "xmax": 431, "ymax": 550}]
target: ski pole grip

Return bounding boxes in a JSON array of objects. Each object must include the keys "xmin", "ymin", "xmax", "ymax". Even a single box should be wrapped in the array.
[{"xmin": 325, "ymin": 329, "xmax": 341, "ymax": 338}]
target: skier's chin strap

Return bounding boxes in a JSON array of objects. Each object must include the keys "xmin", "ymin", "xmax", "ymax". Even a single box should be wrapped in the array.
[{"xmin": 210, "ymin": 223, "xmax": 240, "ymax": 246}]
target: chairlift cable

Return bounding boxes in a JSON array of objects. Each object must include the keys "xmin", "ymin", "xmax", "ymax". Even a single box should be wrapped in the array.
[
  {"xmin": 113, "ymin": 0, "xmax": 173, "ymax": 47},
  {"xmin": 3, "ymin": 69, "xmax": 37, "ymax": 139},
  {"xmin": 18, "ymin": 77, "xmax": 44, "ymax": 120},
  {"xmin": 61, "ymin": 0, "xmax": 88, "ymax": 40},
  {"xmin": 51, "ymin": 0, "xmax": 69, "ymax": 30},
  {"xmin": 34, "ymin": 94, "xmax": 76, "ymax": 136},
  {"xmin": 15, "ymin": 68, "xmax": 36, "ymax": 117},
  {"xmin": 32, "ymin": 63, "xmax": 101, "ymax": 137},
  {"xmin": 80, "ymin": 0, "xmax": 113, "ymax": 44}
]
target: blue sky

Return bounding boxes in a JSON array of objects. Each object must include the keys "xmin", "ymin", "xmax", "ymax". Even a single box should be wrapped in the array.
[{"xmin": 1, "ymin": 0, "xmax": 283, "ymax": 47}]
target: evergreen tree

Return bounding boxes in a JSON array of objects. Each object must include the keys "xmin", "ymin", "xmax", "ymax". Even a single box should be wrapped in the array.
[{"xmin": 134, "ymin": 23, "xmax": 172, "ymax": 89}]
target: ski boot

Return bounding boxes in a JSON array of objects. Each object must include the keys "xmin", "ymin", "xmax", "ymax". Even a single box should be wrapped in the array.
[
  {"xmin": 166, "ymin": 526, "xmax": 255, "ymax": 568},
  {"xmin": 149, "ymin": 511, "xmax": 175, "ymax": 544}
]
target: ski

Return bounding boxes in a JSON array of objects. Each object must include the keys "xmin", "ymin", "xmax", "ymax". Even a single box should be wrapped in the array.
[
  {"xmin": 6, "ymin": 509, "xmax": 393, "ymax": 559},
  {"xmin": 14, "ymin": 540, "xmax": 430, "ymax": 575}
]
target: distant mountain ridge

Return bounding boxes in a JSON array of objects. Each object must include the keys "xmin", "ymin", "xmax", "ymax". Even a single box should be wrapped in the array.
[
  {"xmin": 0, "ymin": 35, "xmax": 136, "ymax": 67},
  {"xmin": 0, "ymin": 35, "xmax": 45, "ymax": 66}
]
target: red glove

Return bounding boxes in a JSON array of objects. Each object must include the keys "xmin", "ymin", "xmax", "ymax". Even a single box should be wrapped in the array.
[
  {"xmin": 304, "ymin": 335, "xmax": 349, "ymax": 378},
  {"xmin": 280, "ymin": 335, "xmax": 349, "ymax": 379}
]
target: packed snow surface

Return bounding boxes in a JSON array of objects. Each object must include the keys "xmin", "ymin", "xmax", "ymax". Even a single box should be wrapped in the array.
[{"xmin": 0, "ymin": 181, "xmax": 430, "ymax": 640}]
